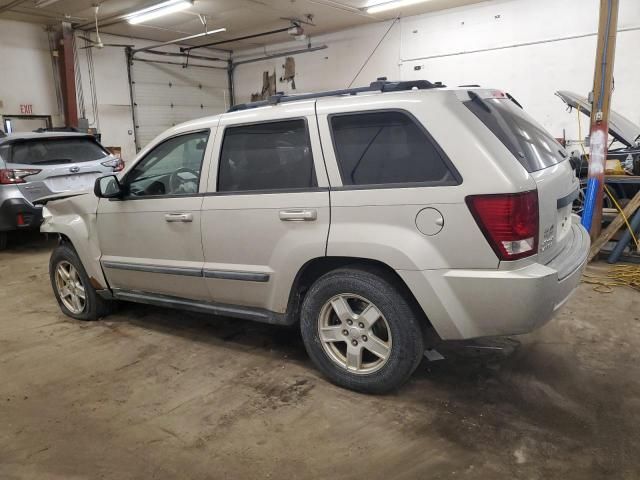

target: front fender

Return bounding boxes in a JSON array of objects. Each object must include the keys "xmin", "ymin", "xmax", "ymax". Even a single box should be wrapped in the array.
[{"xmin": 41, "ymin": 193, "xmax": 108, "ymax": 290}]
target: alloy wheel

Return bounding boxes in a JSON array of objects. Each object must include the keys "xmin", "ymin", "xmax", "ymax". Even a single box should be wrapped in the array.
[
  {"xmin": 54, "ymin": 261, "xmax": 86, "ymax": 315},
  {"xmin": 317, "ymin": 293, "xmax": 392, "ymax": 374}
]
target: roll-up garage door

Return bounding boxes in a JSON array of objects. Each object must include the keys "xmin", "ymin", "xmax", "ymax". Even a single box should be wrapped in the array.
[{"xmin": 131, "ymin": 59, "xmax": 229, "ymax": 150}]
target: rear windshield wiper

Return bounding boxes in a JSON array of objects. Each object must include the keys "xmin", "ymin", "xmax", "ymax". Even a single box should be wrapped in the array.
[
  {"xmin": 506, "ymin": 93, "xmax": 523, "ymax": 109},
  {"xmin": 467, "ymin": 91, "xmax": 491, "ymax": 113}
]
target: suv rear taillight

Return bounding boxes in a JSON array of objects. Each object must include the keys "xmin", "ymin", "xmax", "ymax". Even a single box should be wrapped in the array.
[
  {"xmin": 101, "ymin": 158, "xmax": 125, "ymax": 172},
  {"xmin": 0, "ymin": 168, "xmax": 41, "ymax": 185},
  {"xmin": 466, "ymin": 190, "xmax": 539, "ymax": 261}
]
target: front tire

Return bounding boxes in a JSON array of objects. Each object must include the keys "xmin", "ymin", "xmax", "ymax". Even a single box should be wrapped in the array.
[
  {"xmin": 300, "ymin": 267, "xmax": 425, "ymax": 394},
  {"xmin": 49, "ymin": 244, "xmax": 112, "ymax": 321}
]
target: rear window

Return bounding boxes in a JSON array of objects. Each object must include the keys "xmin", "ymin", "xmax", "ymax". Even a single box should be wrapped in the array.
[
  {"xmin": 6, "ymin": 137, "xmax": 110, "ymax": 165},
  {"xmin": 330, "ymin": 111, "xmax": 458, "ymax": 187},
  {"xmin": 0, "ymin": 144, "xmax": 9, "ymax": 165},
  {"xmin": 464, "ymin": 97, "xmax": 566, "ymax": 172}
]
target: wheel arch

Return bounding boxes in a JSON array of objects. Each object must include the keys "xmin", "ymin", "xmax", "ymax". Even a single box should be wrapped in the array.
[
  {"xmin": 42, "ymin": 218, "xmax": 108, "ymax": 291},
  {"xmin": 285, "ymin": 256, "xmax": 437, "ymax": 339}
]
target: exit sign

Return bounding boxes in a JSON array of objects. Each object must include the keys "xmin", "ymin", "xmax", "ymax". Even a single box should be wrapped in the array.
[{"xmin": 20, "ymin": 104, "xmax": 33, "ymax": 115}]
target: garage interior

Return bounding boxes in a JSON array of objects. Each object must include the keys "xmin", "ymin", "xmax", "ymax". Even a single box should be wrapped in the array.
[{"xmin": 1, "ymin": 0, "xmax": 640, "ymax": 478}]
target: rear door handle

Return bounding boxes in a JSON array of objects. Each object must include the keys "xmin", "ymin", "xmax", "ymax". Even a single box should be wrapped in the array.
[
  {"xmin": 279, "ymin": 209, "xmax": 317, "ymax": 221},
  {"xmin": 164, "ymin": 213, "xmax": 193, "ymax": 223}
]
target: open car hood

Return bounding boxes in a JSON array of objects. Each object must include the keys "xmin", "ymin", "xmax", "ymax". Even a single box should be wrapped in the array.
[{"xmin": 556, "ymin": 90, "xmax": 640, "ymax": 148}]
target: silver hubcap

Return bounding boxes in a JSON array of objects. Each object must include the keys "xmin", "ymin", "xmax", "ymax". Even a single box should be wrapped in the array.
[
  {"xmin": 54, "ymin": 261, "xmax": 86, "ymax": 315},
  {"xmin": 318, "ymin": 294, "xmax": 392, "ymax": 374}
]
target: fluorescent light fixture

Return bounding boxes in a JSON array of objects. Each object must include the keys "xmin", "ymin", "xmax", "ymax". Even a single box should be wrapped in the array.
[
  {"xmin": 127, "ymin": 0, "xmax": 193, "ymax": 25},
  {"xmin": 366, "ymin": 0, "xmax": 432, "ymax": 14}
]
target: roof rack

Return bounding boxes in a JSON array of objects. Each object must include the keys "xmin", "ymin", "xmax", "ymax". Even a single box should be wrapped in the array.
[
  {"xmin": 32, "ymin": 127, "xmax": 82, "ymax": 133},
  {"xmin": 228, "ymin": 77, "xmax": 446, "ymax": 112}
]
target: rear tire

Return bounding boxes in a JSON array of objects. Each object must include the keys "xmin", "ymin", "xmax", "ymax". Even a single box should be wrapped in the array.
[
  {"xmin": 0, "ymin": 232, "xmax": 7, "ymax": 251},
  {"xmin": 300, "ymin": 267, "xmax": 425, "ymax": 394},
  {"xmin": 49, "ymin": 244, "xmax": 113, "ymax": 321}
]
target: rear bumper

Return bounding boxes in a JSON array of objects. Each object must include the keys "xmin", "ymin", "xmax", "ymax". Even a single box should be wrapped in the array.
[
  {"xmin": 398, "ymin": 219, "xmax": 590, "ymax": 340},
  {"xmin": 0, "ymin": 198, "xmax": 43, "ymax": 232}
]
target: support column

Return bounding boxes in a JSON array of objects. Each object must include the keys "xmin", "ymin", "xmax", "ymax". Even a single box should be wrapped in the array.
[
  {"xmin": 583, "ymin": 0, "xmax": 619, "ymax": 240},
  {"xmin": 57, "ymin": 22, "xmax": 78, "ymax": 128},
  {"xmin": 227, "ymin": 59, "xmax": 235, "ymax": 108}
]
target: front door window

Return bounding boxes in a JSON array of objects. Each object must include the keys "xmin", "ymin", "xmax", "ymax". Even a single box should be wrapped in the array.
[{"xmin": 127, "ymin": 131, "xmax": 209, "ymax": 197}]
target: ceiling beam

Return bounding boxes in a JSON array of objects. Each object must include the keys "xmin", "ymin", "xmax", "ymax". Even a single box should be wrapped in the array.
[
  {"xmin": 0, "ymin": 0, "xmax": 29, "ymax": 14},
  {"xmin": 134, "ymin": 48, "xmax": 227, "ymax": 63},
  {"xmin": 232, "ymin": 45, "xmax": 328, "ymax": 67}
]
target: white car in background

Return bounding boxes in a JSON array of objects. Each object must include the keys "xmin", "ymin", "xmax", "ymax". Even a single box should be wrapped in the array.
[{"xmin": 0, "ymin": 132, "xmax": 123, "ymax": 249}]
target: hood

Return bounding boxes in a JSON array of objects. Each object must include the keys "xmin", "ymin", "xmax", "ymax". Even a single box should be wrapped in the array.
[
  {"xmin": 556, "ymin": 90, "xmax": 640, "ymax": 148},
  {"xmin": 33, "ymin": 191, "xmax": 90, "ymax": 206}
]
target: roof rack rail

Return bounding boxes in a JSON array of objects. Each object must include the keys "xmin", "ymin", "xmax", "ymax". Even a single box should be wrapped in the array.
[{"xmin": 227, "ymin": 77, "xmax": 446, "ymax": 112}]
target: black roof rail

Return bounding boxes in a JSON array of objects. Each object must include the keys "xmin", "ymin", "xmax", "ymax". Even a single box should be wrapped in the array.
[
  {"xmin": 227, "ymin": 78, "xmax": 446, "ymax": 112},
  {"xmin": 32, "ymin": 127, "xmax": 82, "ymax": 133}
]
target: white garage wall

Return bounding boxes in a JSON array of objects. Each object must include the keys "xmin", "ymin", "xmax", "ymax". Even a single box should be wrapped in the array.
[
  {"xmin": 2, "ymin": 0, "xmax": 638, "ymax": 164},
  {"xmin": 75, "ymin": 33, "xmax": 229, "ymax": 162},
  {"xmin": 233, "ymin": 0, "xmax": 640, "ymax": 142},
  {"xmin": 0, "ymin": 19, "xmax": 228, "ymax": 163},
  {"xmin": 0, "ymin": 19, "xmax": 63, "ymax": 127},
  {"xmin": 74, "ymin": 39, "xmax": 137, "ymax": 161}
]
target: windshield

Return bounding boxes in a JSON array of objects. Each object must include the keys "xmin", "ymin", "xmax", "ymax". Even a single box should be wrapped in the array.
[
  {"xmin": 465, "ymin": 97, "xmax": 566, "ymax": 172},
  {"xmin": 6, "ymin": 137, "xmax": 110, "ymax": 165}
]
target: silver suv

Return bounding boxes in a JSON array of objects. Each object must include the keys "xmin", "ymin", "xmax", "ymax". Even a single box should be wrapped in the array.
[
  {"xmin": 41, "ymin": 80, "xmax": 589, "ymax": 393},
  {"xmin": 0, "ymin": 132, "xmax": 122, "ymax": 249}
]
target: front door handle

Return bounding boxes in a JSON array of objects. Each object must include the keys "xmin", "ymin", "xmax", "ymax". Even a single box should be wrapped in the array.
[
  {"xmin": 279, "ymin": 209, "xmax": 317, "ymax": 221},
  {"xmin": 164, "ymin": 213, "xmax": 193, "ymax": 223}
]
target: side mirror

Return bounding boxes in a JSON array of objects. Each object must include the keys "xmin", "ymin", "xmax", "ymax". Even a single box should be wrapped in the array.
[{"xmin": 94, "ymin": 175, "xmax": 124, "ymax": 199}]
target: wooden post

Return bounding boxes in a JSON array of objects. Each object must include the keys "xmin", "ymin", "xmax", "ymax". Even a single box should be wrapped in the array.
[
  {"xmin": 586, "ymin": 0, "xmax": 619, "ymax": 240},
  {"xmin": 56, "ymin": 22, "xmax": 78, "ymax": 128}
]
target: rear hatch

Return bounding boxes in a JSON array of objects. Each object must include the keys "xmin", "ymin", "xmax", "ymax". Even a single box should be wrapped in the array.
[
  {"xmin": 4, "ymin": 136, "xmax": 114, "ymax": 203},
  {"xmin": 464, "ymin": 90, "xmax": 580, "ymax": 264}
]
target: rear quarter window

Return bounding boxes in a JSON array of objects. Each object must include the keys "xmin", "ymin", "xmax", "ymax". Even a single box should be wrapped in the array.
[
  {"xmin": 8, "ymin": 137, "xmax": 110, "ymax": 165},
  {"xmin": 464, "ymin": 96, "xmax": 566, "ymax": 172},
  {"xmin": 329, "ymin": 110, "xmax": 459, "ymax": 187}
]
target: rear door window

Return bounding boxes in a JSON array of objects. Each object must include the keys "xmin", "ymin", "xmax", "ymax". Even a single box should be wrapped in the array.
[
  {"xmin": 217, "ymin": 119, "xmax": 316, "ymax": 192},
  {"xmin": 464, "ymin": 96, "xmax": 566, "ymax": 172},
  {"xmin": 329, "ymin": 111, "xmax": 458, "ymax": 187},
  {"xmin": 7, "ymin": 137, "xmax": 110, "ymax": 165}
]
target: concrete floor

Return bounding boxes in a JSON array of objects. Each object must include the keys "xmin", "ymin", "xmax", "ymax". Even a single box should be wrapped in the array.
[{"xmin": 1, "ymin": 233, "xmax": 639, "ymax": 480}]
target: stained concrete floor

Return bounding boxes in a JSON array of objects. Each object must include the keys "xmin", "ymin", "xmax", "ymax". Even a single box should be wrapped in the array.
[{"xmin": 1, "ymin": 232, "xmax": 639, "ymax": 480}]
